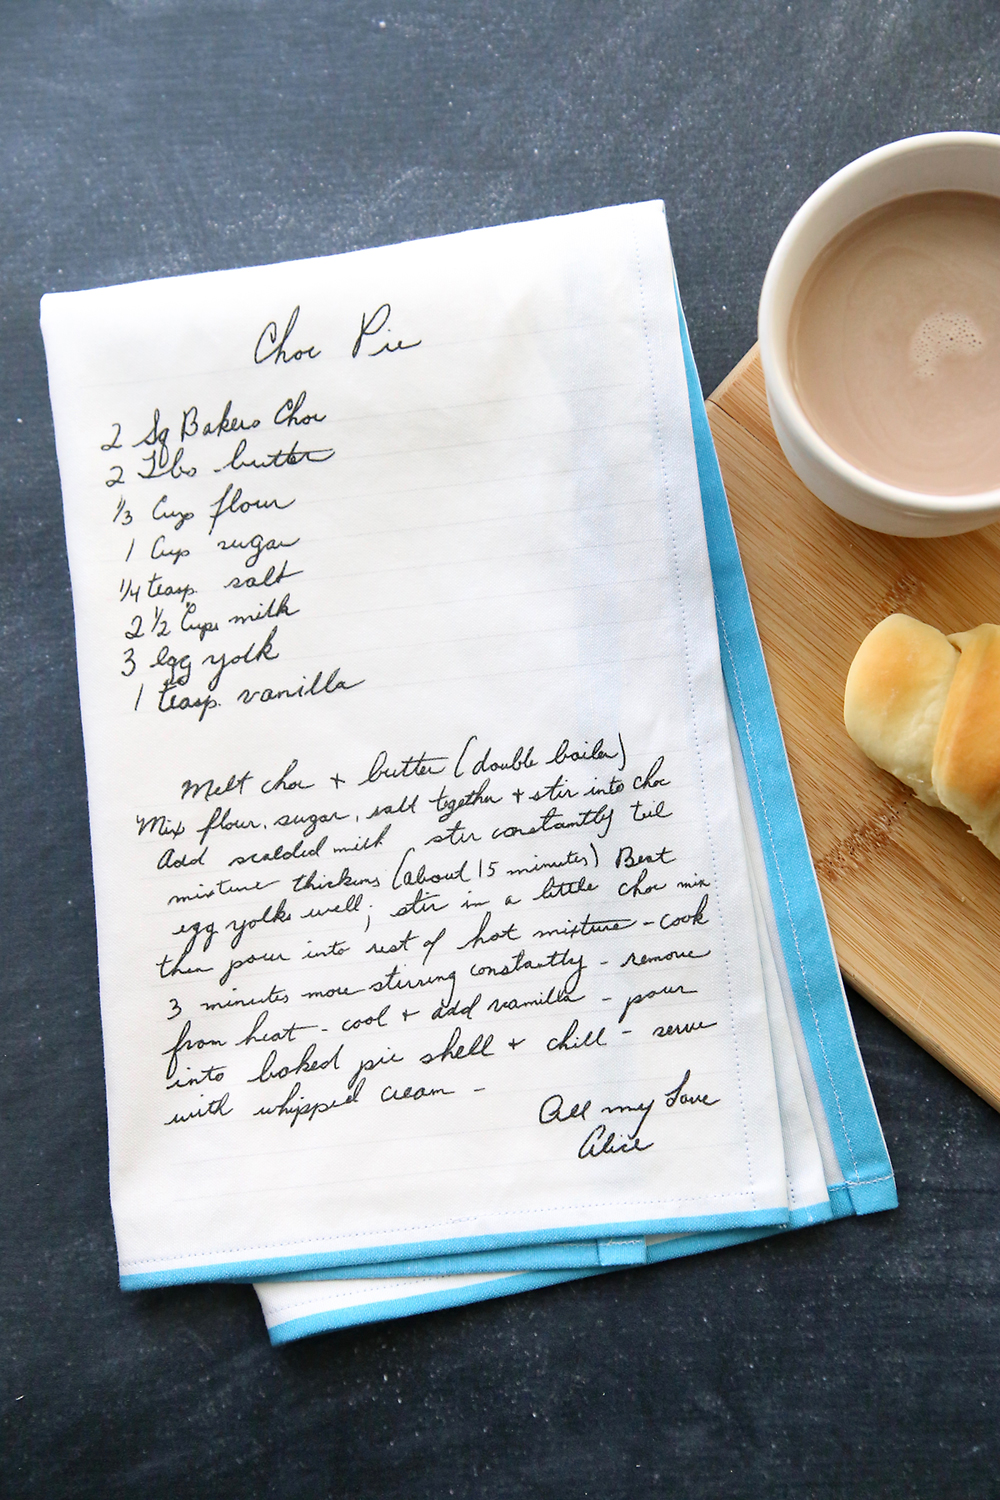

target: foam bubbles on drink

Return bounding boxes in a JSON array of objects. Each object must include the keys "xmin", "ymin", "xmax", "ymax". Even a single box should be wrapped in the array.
[
  {"xmin": 789, "ymin": 190, "xmax": 1000, "ymax": 493},
  {"xmin": 909, "ymin": 311, "xmax": 984, "ymax": 379}
]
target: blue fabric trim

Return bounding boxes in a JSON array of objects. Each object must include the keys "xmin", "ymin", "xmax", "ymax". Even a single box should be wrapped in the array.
[
  {"xmin": 266, "ymin": 1270, "xmax": 594, "ymax": 1345},
  {"xmin": 260, "ymin": 296, "xmax": 898, "ymax": 1341},
  {"xmin": 265, "ymin": 1199, "xmax": 836, "ymax": 1341},
  {"xmin": 126, "ymin": 310, "xmax": 897, "ymax": 1307},
  {"xmin": 270, "ymin": 1198, "xmax": 839, "ymax": 1283},
  {"xmin": 261, "ymin": 1241, "xmax": 615, "ymax": 1281},
  {"xmin": 641, "ymin": 1196, "xmax": 832, "ymax": 1268},
  {"xmin": 597, "ymin": 1238, "xmax": 648, "ymax": 1267},
  {"xmin": 265, "ymin": 1195, "xmax": 841, "ymax": 1341},
  {"xmin": 827, "ymin": 1182, "xmax": 855, "ymax": 1219},
  {"xmin": 263, "ymin": 1208, "xmax": 840, "ymax": 1283},
  {"xmin": 125, "ymin": 273, "xmax": 895, "ymax": 1323},
  {"xmin": 646, "ymin": 1227, "xmax": 777, "ymax": 1264},
  {"xmin": 120, "ymin": 1207, "xmax": 789, "ymax": 1290},
  {"xmin": 674, "ymin": 296, "xmax": 896, "ymax": 1215},
  {"xmin": 847, "ymin": 1175, "xmax": 899, "ymax": 1216}
]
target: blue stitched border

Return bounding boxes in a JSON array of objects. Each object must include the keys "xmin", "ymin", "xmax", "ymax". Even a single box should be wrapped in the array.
[
  {"xmin": 266, "ymin": 1271, "xmax": 596, "ymax": 1346},
  {"xmin": 631, "ymin": 222, "xmax": 756, "ymax": 1210},
  {"xmin": 674, "ymin": 296, "xmax": 895, "ymax": 1218},
  {"xmin": 261, "ymin": 293, "xmax": 896, "ymax": 1340},
  {"xmin": 123, "ymin": 220, "xmax": 894, "ymax": 1316},
  {"xmin": 120, "ymin": 1206, "xmax": 791, "ymax": 1290},
  {"xmin": 262, "ymin": 1204, "xmax": 838, "ymax": 1346},
  {"xmin": 130, "ymin": 306, "xmax": 896, "ymax": 1308},
  {"xmin": 253, "ymin": 1194, "xmax": 831, "ymax": 1284}
]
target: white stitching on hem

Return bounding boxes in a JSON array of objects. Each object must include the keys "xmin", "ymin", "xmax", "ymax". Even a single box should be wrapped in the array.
[
  {"xmin": 120, "ymin": 1189, "xmax": 776, "ymax": 1268},
  {"xmin": 717, "ymin": 608, "xmax": 861, "ymax": 1180},
  {"xmin": 632, "ymin": 229, "xmax": 756, "ymax": 1208}
]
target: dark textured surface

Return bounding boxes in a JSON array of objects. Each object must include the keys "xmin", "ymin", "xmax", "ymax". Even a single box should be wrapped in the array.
[{"xmin": 3, "ymin": 3, "xmax": 1000, "ymax": 1496}]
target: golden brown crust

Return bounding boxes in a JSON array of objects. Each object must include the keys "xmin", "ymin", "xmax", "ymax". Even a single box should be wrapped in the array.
[
  {"xmin": 844, "ymin": 613, "xmax": 1000, "ymax": 860},
  {"xmin": 934, "ymin": 625, "xmax": 1000, "ymax": 853},
  {"xmin": 843, "ymin": 614, "xmax": 958, "ymax": 808}
]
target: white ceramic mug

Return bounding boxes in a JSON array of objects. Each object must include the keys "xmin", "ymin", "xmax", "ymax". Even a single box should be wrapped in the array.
[{"xmin": 758, "ymin": 131, "xmax": 1000, "ymax": 537}]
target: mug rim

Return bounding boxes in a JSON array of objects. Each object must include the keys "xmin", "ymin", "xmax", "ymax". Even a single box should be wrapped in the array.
[{"xmin": 758, "ymin": 130, "xmax": 1000, "ymax": 520}]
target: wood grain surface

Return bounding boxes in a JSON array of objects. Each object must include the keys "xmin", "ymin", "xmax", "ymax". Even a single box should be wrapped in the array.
[{"xmin": 707, "ymin": 346, "xmax": 1000, "ymax": 1111}]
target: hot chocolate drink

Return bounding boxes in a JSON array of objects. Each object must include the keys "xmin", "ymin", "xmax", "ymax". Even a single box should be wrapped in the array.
[{"xmin": 788, "ymin": 191, "xmax": 1000, "ymax": 495}]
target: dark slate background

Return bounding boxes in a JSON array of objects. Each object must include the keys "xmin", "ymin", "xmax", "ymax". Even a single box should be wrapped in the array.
[{"xmin": 3, "ymin": 3, "xmax": 999, "ymax": 1496}]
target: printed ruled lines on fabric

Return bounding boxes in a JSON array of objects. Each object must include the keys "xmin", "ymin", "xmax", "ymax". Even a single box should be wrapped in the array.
[
  {"xmin": 305, "ymin": 538, "xmax": 662, "ymax": 593},
  {"xmin": 253, "ymin": 455, "xmax": 652, "ymax": 515},
  {"xmin": 119, "ymin": 1188, "xmax": 772, "ymax": 1269},
  {"xmin": 630, "ymin": 228, "xmax": 757, "ymax": 1211},
  {"xmin": 156, "ymin": 1120, "xmax": 744, "ymax": 1201},
  {"xmin": 301, "ymin": 492, "xmax": 652, "ymax": 547},
  {"xmin": 86, "ymin": 326, "xmax": 645, "ymax": 390},
  {"xmin": 715, "ymin": 610, "xmax": 862, "ymax": 1183}
]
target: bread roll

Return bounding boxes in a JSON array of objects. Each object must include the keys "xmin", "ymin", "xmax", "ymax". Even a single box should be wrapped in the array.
[{"xmin": 844, "ymin": 613, "xmax": 1000, "ymax": 858}]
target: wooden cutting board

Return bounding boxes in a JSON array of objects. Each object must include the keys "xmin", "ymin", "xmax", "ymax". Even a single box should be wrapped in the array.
[{"xmin": 708, "ymin": 346, "xmax": 1000, "ymax": 1112}]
